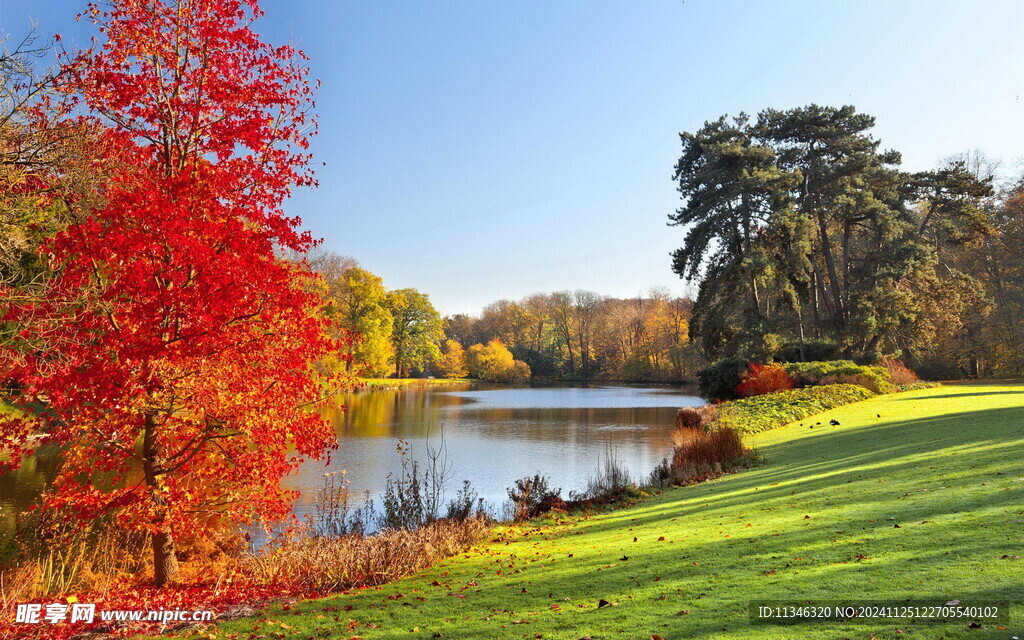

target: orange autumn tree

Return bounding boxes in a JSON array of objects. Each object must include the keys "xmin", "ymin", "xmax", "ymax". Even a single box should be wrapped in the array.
[{"xmin": 0, "ymin": 0, "xmax": 344, "ymax": 586}]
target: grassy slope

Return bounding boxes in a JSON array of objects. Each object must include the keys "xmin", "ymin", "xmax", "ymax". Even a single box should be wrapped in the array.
[{"xmin": 186, "ymin": 383, "xmax": 1024, "ymax": 640}]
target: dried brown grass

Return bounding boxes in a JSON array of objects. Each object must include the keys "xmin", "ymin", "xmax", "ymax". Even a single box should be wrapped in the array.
[
  {"xmin": 245, "ymin": 516, "xmax": 490, "ymax": 592},
  {"xmin": 652, "ymin": 425, "xmax": 750, "ymax": 486},
  {"xmin": 674, "ymin": 405, "xmax": 718, "ymax": 430},
  {"xmin": 0, "ymin": 515, "xmax": 148, "ymax": 620}
]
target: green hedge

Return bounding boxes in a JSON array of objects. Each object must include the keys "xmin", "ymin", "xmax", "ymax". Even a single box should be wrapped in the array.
[
  {"xmin": 782, "ymin": 360, "xmax": 896, "ymax": 394},
  {"xmin": 699, "ymin": 358, "xmax": 898, "ymax": 401},
  {"xmin": 711, "ymin": 383, "xmax": 876, "ymax": 434}
]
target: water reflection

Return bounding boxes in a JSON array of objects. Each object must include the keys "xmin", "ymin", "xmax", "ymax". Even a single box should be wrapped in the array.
[
  {"xmin": 289, "ymin": 383, "xmax": 703, "ymax": 520},
  {"xmin": 0, "ymin": 384, "xmax": 704, "ymax": 538}
]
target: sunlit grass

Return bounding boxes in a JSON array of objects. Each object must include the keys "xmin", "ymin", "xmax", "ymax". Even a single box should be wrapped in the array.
[{"xmin": 176, "ymin": 383, "xmax": 1024, "ymax": 639}]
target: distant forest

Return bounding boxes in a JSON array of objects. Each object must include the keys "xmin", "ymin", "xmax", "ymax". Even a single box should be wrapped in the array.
[{"xmin": 309, "ymin": 105, "xmax": 1023, "ymax": 383}]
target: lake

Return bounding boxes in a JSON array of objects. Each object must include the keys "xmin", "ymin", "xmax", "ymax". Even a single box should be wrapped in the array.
[
  {"xmin": 0, "ymin": 383, "xmax": 704, "ymax": 536},
  {"xmin": 290, "ymin": 383, "xmax": 704, "ymax": 522}
]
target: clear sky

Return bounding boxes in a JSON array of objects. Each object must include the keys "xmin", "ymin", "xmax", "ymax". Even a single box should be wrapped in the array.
[{"xmin": 2, "ymin": 1, "xmax": 1022, "ymax": 315}]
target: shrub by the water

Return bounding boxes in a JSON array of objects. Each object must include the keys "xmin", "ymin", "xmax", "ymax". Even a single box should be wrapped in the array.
[
  {"xmin": 650, "ymin": 426, "xmax": 750, "ymax": 486},
  {"xmin": 734, "ymin": 363, "xmax": 794, "ymax": 397},
  {"xmin": 507, "ymin": 475, "xmax": 565, "ymax": 520},
  {"xmin": 446, "ymin": 480, "xmax": 486, "ymax": 522},
  {"xmin": 700, "ymin": 357, "xmax": 897, "ymax": 400},
  {"xmin": 712, "ymin": 383, "xmax": 876, "ymax": 434},
  {"xmin": 577, "ymin": 449, "xmax": 634, "ymax": 500},
  {"xmin": 675, "ymin": 405, "xmax": 718, "ymax": 430},
  {"xmin": 246, "ymin": 516, "xmax": 490, "ymax": 592}
]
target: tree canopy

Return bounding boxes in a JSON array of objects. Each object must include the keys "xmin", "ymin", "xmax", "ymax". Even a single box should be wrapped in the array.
[
  {"xmin": 0, "ymin": 0, "xmax": 339, "ymax": 587},
  {"xmin": 671, "ymin": 104, "xmax": 1000, "ymax": 371}
]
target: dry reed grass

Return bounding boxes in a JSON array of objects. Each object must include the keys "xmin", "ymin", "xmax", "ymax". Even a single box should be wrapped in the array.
[
  {"xmin": 0, "ymin": 514, "xmax": 148, "ymax": 622},
  {"xmin": 245, "ymin": 516, "xmax": 490, "ymax": 591},
  {"xmin": 652, "ymin": 425, "xmax": 750, "ymax": 486},
  {"xmin": 674, "ymin": 405, "xmax": 718, "ymax": 430}
]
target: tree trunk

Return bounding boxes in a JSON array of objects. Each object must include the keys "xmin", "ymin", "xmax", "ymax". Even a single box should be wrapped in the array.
[
  {"xmin": 152, "ymin": 530, "xmax": 179, "ymax": 587},
  {"xmin": 142, "ymin": 412, "xmax": 179, "ymax": 587},
  {"xmin": 796, "ymin": 302, "xmax": 807, "ymax": 361},
  {"xmin": 817, "ymin": 212, "xmax": 845, "ymax": 327},
  {"xmin": 809, "ymin": 271, "xmax": 821, "ymax": 337}
]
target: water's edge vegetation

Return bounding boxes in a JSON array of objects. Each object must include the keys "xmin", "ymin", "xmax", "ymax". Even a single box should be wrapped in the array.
[{"xmin": 167, "ymin": 382, "xmax": 1023, "ymax": 640}]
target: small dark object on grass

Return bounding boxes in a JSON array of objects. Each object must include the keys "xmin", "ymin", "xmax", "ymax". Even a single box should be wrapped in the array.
[
  {"xmin": 968, "ymin": 622, "xmax": 981, "ymax": 629},
  {"xmin": 830, "ymin": 419, "xmax": 840, "ymax": 425},
  {"xmin": 597, "ymin": 599, "xmax": 611, "ymax": 608},
  {"xmin": 894, "ymin": 524, "xmax": 901, "ymax": 528},
  {"xmin": 877, "ymin": 414, "xmax": 881, "ymax": 418},
  {"xmin": 620, "ymin": 555, "xmax": 629, "ymax": 561}
]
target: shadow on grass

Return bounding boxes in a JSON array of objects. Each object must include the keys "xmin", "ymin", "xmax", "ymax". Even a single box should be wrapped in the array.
[
  {"xmin": 895, "ymin": 390, "xmax": 1024, "ymax": 399},
  {"xmin": 211, "ymin": 387, "xmax": 1024, "ymax": 640},
  {"xmin": 577, "ymin": 404, "xmax": 1023, "ymax": 534}
]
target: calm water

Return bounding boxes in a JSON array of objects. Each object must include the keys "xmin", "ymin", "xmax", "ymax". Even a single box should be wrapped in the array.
[{"xmin": 0, "ymin": 384, "xmax": 703, "ymax": 535}]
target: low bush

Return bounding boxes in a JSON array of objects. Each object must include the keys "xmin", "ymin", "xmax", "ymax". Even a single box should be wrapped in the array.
[
  {"xmin": 507, "ymin": 475, "xmax": 565, "ymax": 520},
  {"xmin": 446, "ymin": 480, "xmax": 486, "ymax": 522},
  {"xmin": 712, "ymin": 383, "xmax": 876, "ymax": 434},
  {"xmin": 782, "ymin": 360, "xmax": 896, "ymax": 394},
  {"xmin": 700, "ymin": 357, "xmax": 897, "ymax": 400},
  {"xmin": 313, "ymin": 471, "xmax": 375, "ymax": 537},
  {"xmin": 882, "ymin": 358, "xmax": 920, "ymax": 387},
  {"xmin": 650, "ymin": 426, "xmax": 751, "ymax": 487},
  {"xmin": 576, "ymin": 448, "xmax": 634, "ymax": 501},
  {"xmin": 735, "ymin": 362, "xmax": 794, "ymax": 397},
  {"xmin": 775, "ymin": 339, "xmax": 841, "ymax": 363},
  {"xmin": 898, "ymin": 381, "xmax": 941, "ymax": 392},
  {"xmin": 697, "ymin": 356, "xmax": 748, "ymax": 400},
  {"xmin": 675, "ymin": 405, "xmax": 718, "ymax": 430}
]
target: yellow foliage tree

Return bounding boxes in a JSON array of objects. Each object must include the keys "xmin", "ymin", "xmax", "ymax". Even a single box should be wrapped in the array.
[
  {"xmin": 438, "ymin": 339, "xmax": 468, "ymax": 378},
  {"xmin": 466, "ymin": 339, "xmax": 531, "ymax": 383}
]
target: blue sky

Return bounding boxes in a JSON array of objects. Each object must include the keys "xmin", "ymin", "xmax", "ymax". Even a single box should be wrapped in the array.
[{"xmin": 2, "ymin": 1, "xmax": 1022, "ymax": 315}]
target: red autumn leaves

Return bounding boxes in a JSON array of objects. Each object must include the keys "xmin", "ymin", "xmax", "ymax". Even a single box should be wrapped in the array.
[{"xmin": 1, "ymin": 0, "xmax": 343, "ymax": 584}]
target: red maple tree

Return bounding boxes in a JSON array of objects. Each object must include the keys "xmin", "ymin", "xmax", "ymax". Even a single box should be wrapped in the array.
[{"xmin": 1, "ymin": 0, "xmax": 343, "ymax": 586}]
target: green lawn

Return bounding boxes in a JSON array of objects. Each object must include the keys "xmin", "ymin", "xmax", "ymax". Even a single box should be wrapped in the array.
[{"xmin": 182, "ymin": 383, "xmax": 1024, "ymax": 640}]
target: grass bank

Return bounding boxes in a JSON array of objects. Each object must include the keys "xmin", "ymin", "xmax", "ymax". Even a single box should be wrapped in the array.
[{"xmin": 173, "ymin": 383, "xmax": 1024, "ymax": 639}]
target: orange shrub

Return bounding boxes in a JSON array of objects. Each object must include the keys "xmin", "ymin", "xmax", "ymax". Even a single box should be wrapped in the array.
[
  {"xmin": 734, "ymin": 363, "xmax": 794, "ymax": 398},
  {"xmin": 654, "ymin": 426, "xmax": 747, "ymax": 485},
  {"xmin": 882, "ymin": 358, "xmax": 919, "ymax": 386}
]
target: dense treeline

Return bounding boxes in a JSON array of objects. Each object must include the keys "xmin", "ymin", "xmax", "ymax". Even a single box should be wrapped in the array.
[
  {"xmin": 308, "ymin": 255, "xmax": 695, "ymax": 382},
  {"xmin": 441, "ymin": 290, "xmax": 694, "ymax": 381},
  {"xmin": 671, "ymin": 105, "xmax": 1024, "ymax": 379}
]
